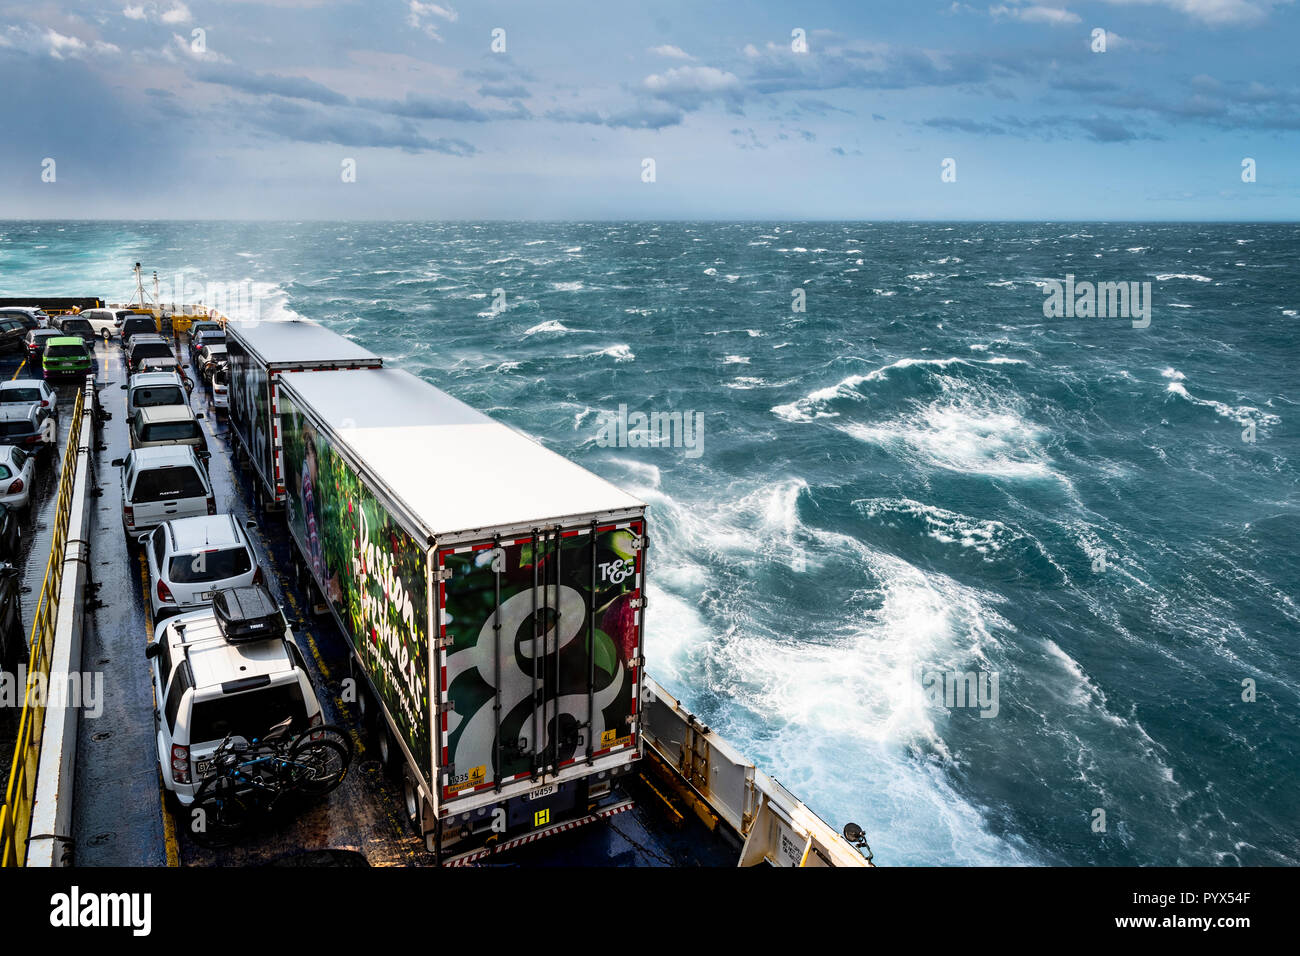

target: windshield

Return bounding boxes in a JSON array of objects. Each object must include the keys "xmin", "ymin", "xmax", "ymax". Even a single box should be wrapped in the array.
[
  {"xmin": 132, "ymin": 386, "xmax": 184, "ymax": 408},
  {"xmin": 140, "ymin": 421, "xmax": 200, "ymax": 442},
  {"xmin": 132, "ymin": 466, "xmax": 207, "ymax": 501},
  {"xmin": 132, "ymin": 344, "xmax": 173, "ymax": 359},
  {"xmin": 169, "ymin": 546, "xmax": 253, "ymax": 583},
  {"xmin": 47, "ymin": 345, "xmax": 86, "ymax": 358}
]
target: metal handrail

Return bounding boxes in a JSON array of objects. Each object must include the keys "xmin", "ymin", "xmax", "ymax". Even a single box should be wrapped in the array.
[{"xmin": 0, "ymin": 385, "xmax": 86, "ymax": 867}]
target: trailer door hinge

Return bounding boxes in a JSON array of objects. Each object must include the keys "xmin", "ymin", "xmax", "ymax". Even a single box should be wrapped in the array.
[
  {"xmin": 627, "ymin": 656, "xmax": 645, "ymax": 669},
  {"xmin": 435, "ymin": 636, "xmax": 455, "ymax": 650},
  {"xmin": 434, "ymin": 568, "xmax": 454, "ymax": 582},
  {"xmin": 631, "ymin": 536, "xmax": 645, "ymax": 551},
  {"xmin": 440, "ymin": 700, "xmax": 456, "ymax": 714},
  {"xmin": 629, "ymin": 597, "xmax": 646, "ymax": 610}
]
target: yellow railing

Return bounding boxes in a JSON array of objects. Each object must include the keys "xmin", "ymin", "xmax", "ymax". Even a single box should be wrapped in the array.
[{"xmin": 0, "ymin": 385, "xmax": 86, "ymax": 867}]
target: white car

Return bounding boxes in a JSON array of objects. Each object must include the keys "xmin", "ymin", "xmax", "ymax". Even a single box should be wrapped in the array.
[
  {"xmin": 0, "ymin": 379, "xmax": 58, "ymax": 421},
  {"xmin": 146, "ymin": 586, "xmax": 324, "ymax": 807},
  {"xmin": 0, "ymin": 444, "xmax": 36, "ymax": 511},
  {"xmin": 211, "ymin": 364, "xmax": 228, "ymax": 411},
  {"xmin": 113, "ymin": 445, "xmax": 215, "ymax": 545},
  {"xmin": 144, "ymin": 514, "xmax": 263, "ymax": 620},
  {"xmin": 80, "ymin": 307, "xmax": 132, "ymax": 342},
  {"xmin": 127, "ymin": 370, "xmax": 190, "ymax": 418}
]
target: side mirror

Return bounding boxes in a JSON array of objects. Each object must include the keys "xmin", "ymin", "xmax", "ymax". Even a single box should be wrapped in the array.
[
  {"xmin": 110, "ymin": 457, "xmax": 124, "ymax": 467},
  {"xmin": 145, "ymin": 642, "xmax": 162, "ymax": 660}
]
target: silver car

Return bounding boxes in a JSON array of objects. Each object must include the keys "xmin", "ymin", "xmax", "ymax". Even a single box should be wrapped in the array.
[{"xmin": 144, "ymin": 514, "xmax": 263, "ymax": 620}]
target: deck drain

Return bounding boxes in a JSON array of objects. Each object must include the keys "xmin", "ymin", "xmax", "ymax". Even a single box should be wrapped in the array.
[
  {"xmin": 87, "ymin": 832, "xmax": 115, "ymax": 847},
  {"xmin": 91, "ymin": 731, "xmax": 112, "ymax": 742},
  {"xmin": 97, "ymin": 658, "xmax": 110, "ymax": 665}
]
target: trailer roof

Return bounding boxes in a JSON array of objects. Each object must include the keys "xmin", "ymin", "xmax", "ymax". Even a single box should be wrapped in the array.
[
  {"xmin": 278, "ymin": 368, "xmax": 645, "ymax": 540},
  {"xmin": 225, "ymin": 318, "xmax": 379, "ymax": 367}
]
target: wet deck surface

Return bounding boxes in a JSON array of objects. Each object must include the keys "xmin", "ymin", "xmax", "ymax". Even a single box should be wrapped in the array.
[{"xmin": 8, "ymin": 331, "xmax": 738, "ymax": 868}]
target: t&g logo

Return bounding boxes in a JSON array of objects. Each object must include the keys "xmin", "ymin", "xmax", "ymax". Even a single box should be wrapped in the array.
[{"xmin": 598, "ymin": 558, "xmax": 635, "ymax": 584}]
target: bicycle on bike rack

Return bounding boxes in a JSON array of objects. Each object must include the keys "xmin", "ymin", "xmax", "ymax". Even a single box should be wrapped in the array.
[{"xmin": 187, "ymin": 716, "xmax": 352, "ymax": 849}]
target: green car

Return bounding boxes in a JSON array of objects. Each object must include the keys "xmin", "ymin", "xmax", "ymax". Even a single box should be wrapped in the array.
[{"xmin": 42, "ymin": 336, "xmax": 92, "ymax": 381}]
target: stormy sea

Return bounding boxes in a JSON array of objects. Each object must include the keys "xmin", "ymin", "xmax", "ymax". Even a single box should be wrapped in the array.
[{"xmin": 2, "ymin": 219, "xmax": 1296, "ymax": 866}]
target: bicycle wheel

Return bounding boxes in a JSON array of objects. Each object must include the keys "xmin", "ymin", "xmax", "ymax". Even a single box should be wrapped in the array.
[
  {"xmin": 292, "ymin": 724, "xmax": 355, "ymax": 766},
  {"xmin": 286, "ymin": 737, "xmax": 350, "ymax": 797},
  {"xmin": 189, "ymin": 775, "xmax": 251, "ymax": 848}
]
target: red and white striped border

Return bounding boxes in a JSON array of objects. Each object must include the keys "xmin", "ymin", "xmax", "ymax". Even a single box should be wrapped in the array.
[{"xmin": 442, "ymin": 800, "xmax": 635, "ymax": 866}]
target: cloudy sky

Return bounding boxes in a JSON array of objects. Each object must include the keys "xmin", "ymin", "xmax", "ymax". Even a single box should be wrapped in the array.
[{"xmin": 1, "ymin": 0, "xmax": 1297, "ymax": 219}]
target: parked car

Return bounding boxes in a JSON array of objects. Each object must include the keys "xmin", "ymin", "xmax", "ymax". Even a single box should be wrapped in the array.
[
  {"xmin": 120, "ymin": 315, "xmax": 159, "ymax": 347},
  {"xmin": 0, "ymin": 446, "xmax": 36, "ymax": 513},
  {"xmin": 0, "ymin": 379, "xmax": 58, "ymax": 420},
  {"xmin": 80, "ymin": 307, "xmax": 131, "ymax": 342},
  {"xmin": 144, "ymin": 514, "xmax": 263, "ymax": 621},
  {"xmin": 0, "ymin": 563, "xmax": 23, "ymax": 683},
  {"xmin": 145, "ymin": 585, "xmax": 323, "ymax": 806},
  {"xmin": 26, "ymin": 328, "xmax": 62, "ymax": 361},
  {"xmin": 129, "ymin": 405, "xmax": 208, "ymax": 460},
  {"xmin": 0, "ymin": 307, "xmax": 47, "ymax": 331},
  {"xmin": 112, "ymin": 445, "xmax": 215, "ymax": 545},
  {"xmin": 195, "ymin": 344, "xmax": 228, "ymax": 381},
  {"xmin": 127, "ymin": 371, "xmax": 190, "ymax": 418},
  {"xmin": 42, "ymin": 336, "xmax": 92, "ymax": 381},
  {"xmin": 0, "ymin": 504, "xmax": 20, "ymax": 564},
  {"xmin": 52, "ymin": 315, "xmax": 96, "ymax": 345},
  {"xmin": 187, "ymin": 320, "xmax": 222, "ymax": 343},
  {"xmin": 190, "ymin": 329, "xmax": 225, "ymax": 364},
  {"xmin": 126, "ymin": 335, "xmax": 176, "ymax": 375},
  {"xmin": 0, "ymin": 317, "xmax": 28, "ymax": 353},
  {"xmin": 0, "ymin": 404, "xmax": 55, "ymax": 450},
  {"xmin": 211, "ymin": 363, "xmax": 229, "ymax": 412}
]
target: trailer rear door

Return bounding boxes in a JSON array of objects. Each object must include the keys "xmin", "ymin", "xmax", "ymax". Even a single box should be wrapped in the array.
[{"xmin": 435, "ymin": 519, "xmax": 644, "ymax": 803}]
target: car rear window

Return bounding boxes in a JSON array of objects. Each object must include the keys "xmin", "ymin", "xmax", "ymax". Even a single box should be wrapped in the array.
[
  {"xmin": 169, "ymin": 546, "xmax": 253, "ymax": 583},
  {"xmin": 61, "ymin": 319, "xmax": 92, "ymax": 333},
  {"xmin": 132, "ymin": 465, "xmax": 207, "ymax": 502},
  {"xmin": 0, "ymin": 420, "xmax": 33, "ymax": 437},
  {"xmin": 124, "ymin": 319, "xmax": 155, "ymax": 333},
  {"xmin": 46, "ymin": 345, "xmax": 86, "ymax": 358},
  {"xmin": 1, "ymin": 388, "xmax": 41, "ymax": 404},
  {"xmin": 132, "ymin": 343, "xmax": 173, "ymax": 360},
  {"xmin": 140, "ymin": 421, "xmax": 200, "ymax": 443},
  {"xmin": 188, "ymin": 680, "xmax": 307, "ymax": 745},
  {"xmin": 132, "ymin": 386, "xmax": 184, "ymax": 408}
]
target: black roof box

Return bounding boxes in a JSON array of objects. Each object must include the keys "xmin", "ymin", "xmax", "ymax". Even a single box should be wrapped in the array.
[{"xmin": 212, "ymin": 585, "xmax": 284, "ymax": 644}]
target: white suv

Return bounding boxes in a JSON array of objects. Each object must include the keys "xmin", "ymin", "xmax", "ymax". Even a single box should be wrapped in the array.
[
  {"xmin": 145, "ymin": 514, "xmax": 263, "ymax": 620},
  {"xmin": 146, "ymin": 586, "xmax": 324, "ymax": 806},
  {"xmin": 113, "ymin": 445, "xmax": 215, "ymax": 545}
]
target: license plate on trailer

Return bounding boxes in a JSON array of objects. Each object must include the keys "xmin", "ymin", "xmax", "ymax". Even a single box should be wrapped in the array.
[{"xmin": 527, "ymin": 785, "xmax": 556, "ymax": 801}]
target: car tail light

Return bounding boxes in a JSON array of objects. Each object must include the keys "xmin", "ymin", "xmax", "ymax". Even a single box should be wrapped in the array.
[
  {"xmin": 40, "ymin": 400, "xmax": 48, "ymax": 407},
  {"xmin": 171, "ymin": 744, "xmax": 191, "ymax": 784},
  {"xmin": 252, "ymin": 567, "xmax": 264, "ymax": 586},
  {"xmin": 157, "ymin": 578, "xmax": 174, "ymax": 604},
  {"xmin": 7, "ymin": 479, "xmax": 22, "ymax": 494},
  {"xmin": 206, "ymin": 496, "xmax": 216, "ymax": 515}
]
